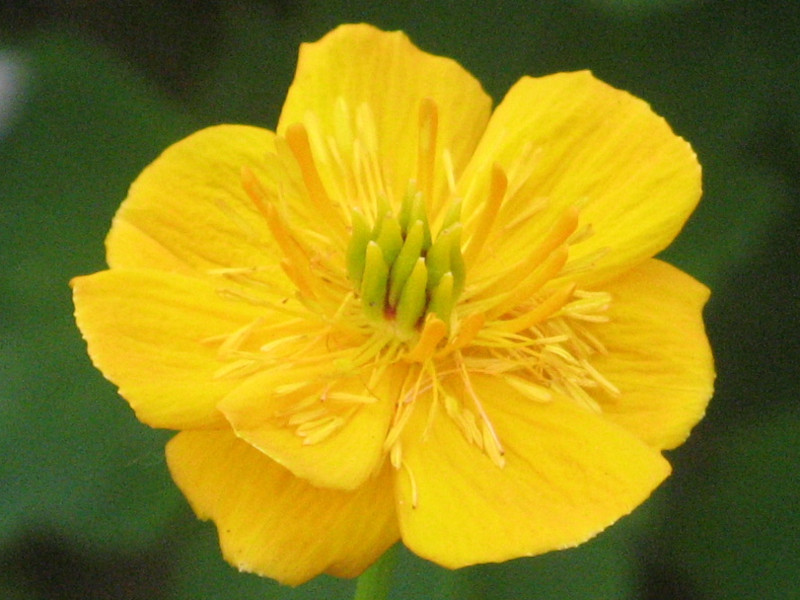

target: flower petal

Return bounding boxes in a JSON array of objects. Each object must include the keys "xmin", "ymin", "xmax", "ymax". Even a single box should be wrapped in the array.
[
  {"xmin": 590, "ymin": 259, "xmax": 715, "ymax": 449},
  {"xmin": 218, "ymin": 364, "xmax": 403, "ymax": 490},
  {"xmin": 107, "ymin": 125, "xmax": 282, "ymax": 275},
  {"xmin": 460, "ymin": 71, "xmax": 701, "ymax": 286},
  {"xmin": 278, "ymin": 24, "xmax": 491, "ymax": 213},
  {"xmin": 166, "ymin": 430, "xmax": 399, "ymax": 585},
  {"xmin": 396, "ymin": 375, "xmax": 670, "ymax": 568},
  {"xmin": 71, "ymin": 269, "xmax": 267, "ymax": 429}
]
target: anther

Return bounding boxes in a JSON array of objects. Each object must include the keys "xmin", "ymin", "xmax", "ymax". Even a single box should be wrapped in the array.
[{"xmin": 464, "ymin": 163, "xmax": 507, "ymax": 265}]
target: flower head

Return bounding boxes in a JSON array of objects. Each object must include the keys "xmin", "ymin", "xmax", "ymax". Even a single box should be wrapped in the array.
[{"xmin": 72, "ymin": 24, "xmax": 714, "ymax": 585}]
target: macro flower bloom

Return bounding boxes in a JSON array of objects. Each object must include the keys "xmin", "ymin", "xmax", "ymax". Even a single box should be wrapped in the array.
[{"xmin": 72, "ymin": 24, "xmax": 714, "ymax": 585}]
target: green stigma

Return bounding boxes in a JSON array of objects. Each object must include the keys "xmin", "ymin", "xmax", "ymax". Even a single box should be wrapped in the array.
[{"xmin": 347, "ymin": 190, "xmax": 465, "ymax": 338}]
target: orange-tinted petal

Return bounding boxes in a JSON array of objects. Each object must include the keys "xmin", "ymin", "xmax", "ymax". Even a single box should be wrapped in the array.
[
  {"xmin": 397, "ymin": 375, "xmax": 670, "ymax": 568},
  {"xmin": 166, "ymin": 430, "xmax": 399, "ymax": 585},
  {"xmin": 590, "ymin": 259, "xmax": 714, "ymax": 449},
  {"xmin": 72, "ymin": 269, "xmax": 266, "ymax": 429},
  {"xmin": 218, "ymin": 364, "xmax": 403, "ymax": 490},
  {"xmin": 278, "ymin": 24, "xmax": 491, "ymax": 214},
  {"xmin": 107, "ymin": 125, "xmax": 282, "ymax": 276},
  {"xmin": 460, "ymin": 71, "xmax": 701, "ymax": 287}
]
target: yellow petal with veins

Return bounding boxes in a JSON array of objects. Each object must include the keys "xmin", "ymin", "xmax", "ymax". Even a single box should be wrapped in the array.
[
  {"xmin": 397, "ymin": 374, "xmax": 670, "ymax": 568},
  {"xmin": 107, "ymin": 125, "xmax": 283, "ymax": 277},
  {"xmin": 72, "ymin": 269, "xmax": 268, "ymax": 429},
  {"xmin": 459, "ymin": 71, "xmax": 701, "ymax": 287},
  {"xmin": 218, "ymin": 364, "xmax": 405, "ymax": 490},
  {"xmin": 278, "ymin": 23, "xmax": 491, "ymax": 216},
  {"xmin": 167, "ymin": 430, "xmax": 399, "ymax": 586},
  {"xmin": 589, "ymin": 259, "xmax": 715, "ymax": 449}
]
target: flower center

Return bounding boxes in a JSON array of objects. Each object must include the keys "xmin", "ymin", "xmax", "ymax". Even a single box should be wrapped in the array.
[
  {"xmin": 345, "ymin": 185, "xmax": 465, "ymax": 339},
  {"xmin": 225, "ymin": 95, "xmax": 622, "ymax": 484}
]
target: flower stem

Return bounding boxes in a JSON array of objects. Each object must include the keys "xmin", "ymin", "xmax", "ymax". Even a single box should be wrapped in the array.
[{"xmin": 353, "ymin": 545, "xmax": 397, "ymax": 600}]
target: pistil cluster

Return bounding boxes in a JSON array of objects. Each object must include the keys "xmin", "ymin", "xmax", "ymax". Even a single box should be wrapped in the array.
[{"xmin": 346, "ymin": 186, "xmax": 465, "ymax": 339}]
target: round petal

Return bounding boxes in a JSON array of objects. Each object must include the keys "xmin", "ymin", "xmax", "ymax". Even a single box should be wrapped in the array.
[
  {"xmin": 71, "ymin": 269, "xmax": 269, "ymax": 429},
  {"xmin": 590, "ymin": 259, "xmax": 715, "ymax": 449},
  {"xmin": 107, "ymin": 125, "xmax": 282, "ymax": 275},
  {"xmin": 460, "ymin": 71, "xmax": 701, "ymax": 287},
  {"xmin": 166, "ymin": 429, "xmax": 399, "ymax": 586},
  {"xmin": 278, "ymin": 24, "xmax": 492, "ymax": 212},
  {"xmin": 396, "ymin": 376, "xmax": 670, "ymax": 568},
  {"xmin": 218, "ymin": 365, "xmax": 404, "ymax": 490}
]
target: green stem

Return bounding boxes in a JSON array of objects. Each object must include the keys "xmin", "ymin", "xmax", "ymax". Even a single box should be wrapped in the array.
[{"xmin": 353, "ymin": 544, "xmax": 398, "ymax": 600}]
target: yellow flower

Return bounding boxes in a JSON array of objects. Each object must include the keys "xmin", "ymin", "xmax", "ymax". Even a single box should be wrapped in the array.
[{"xmin": 72, "ymin": 24, "xmax": 714, "ymax": 585}]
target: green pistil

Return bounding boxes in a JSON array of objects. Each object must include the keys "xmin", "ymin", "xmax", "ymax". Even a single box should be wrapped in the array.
[
  {"xmin": 360, "ymin": 241, "xmax": 389, "ymax": 322},
  {"xmin": 347, "ymin": 192, "xmax": 465, "ymax": 337},
  {"xmin": 425, "ymin": 223, "xmax": 461, "ymax": 294},
  {"xmin": 428, "ymin": 271, "xmax": 455, "ymax": 324},
  {"xmin": 374, "ymin": 214, "xmax": 403, "ymax": 266},
  {"xmin": 388, "ymin": 220, "xmax": 425, "ymax": 307},
  {"xmin": 395, "ymin": 257, "xmax": 429, "ymax": 333},
  {"xmin": 346, "ymin": 208, "xmax": 371, "ymax": 289}
]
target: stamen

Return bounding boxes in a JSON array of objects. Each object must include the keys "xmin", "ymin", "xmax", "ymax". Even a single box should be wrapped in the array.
[
  {"xmin": 404, "ymin": 315, "xmax": 447, "ymax": 363},
  {"xmin": 502, "ymin": 142, "xmax": 542, "ymax": 208},
  {"xmin": 505, "ymin": 375, "xmax": 553, "ymax": 402},
  {"xmin": 558, "ymin": 246, "xmax": 611, "ymax": 278},
  {"xmin": 302, "ymin": 419, "xmax": 346, "ymax": 445},
  {"xmin": 481, "ymin": 420, "xmax": 506, "ymax": 468},
  {"xmin": 287, "ymin": 406, "xmax": 329, "ymax": 426},
  {"xmin": 463, "ymin": 163, "xmax": 507, "ymax": 265},
  {"xmin": 470, "ymin": 207, "xmax": 578, "ymax": 303},
  {"xmin": 501, "ymin": 196, "xmax": 548, "ymax": 234},
  {"xmin": 559, "ymin": 378, "xmax": 603, "ymax": 413},
  {"xmin": 212, "ymin": 317, "xmax": 263, "ymax": 356},
  {"xmin": 383, "ymin": 362, "xmax": 431, "ymax": 461},
  {"xmin": 271, "ymin": 385, "xmax": 321, "ymax": 414},
  {"xmin": 332, "ymin": 97, "xmax": 354, "ymax": 156},
  {"xmin": 436, "ymin": 311, "xmax": 485, "ymax": 359},
  {"xmin": 401, "ymin": 459, "xmax": 419, "ymax": 509},
  {"xmin": 212, "ymin": 358, "xmax": 262, "ymax": 380},
  {"xmin": 456, "ymin": 352, "xmax": 506, "ymax": 467},
  {"xmin": 486, "ymin": 246, "xmax": 569, "ymax": 320},
  {"xmin": 580, "ymin": 358, "xmax": 621, "ymax": 397},
  {"xmin": 494, "ymin": 283, "xmax": 576, "ymax": 334},
  {"xmin": 324, "ymin": 391, "xmax": 378, "ymax": 404},
  {"xmin": 390, "ymin": 442, "xmax": 403, "ymax": 469},
  {"xmin": 570, "ymin": 321, "xmax": 609, "ymax": 355},
  {"xmin": 441, "ymin": 149, "xmax": 457, "ymax": 196},
  {"xmin": 417, "ymin": 98, "xmax": 438, "ymax": 213},
  {"xmin": 284, "ymin": 123, "xmax": 346, "ymax": 242},
  {"xmin": 460, "ymin": 408, "xmax": 482, "ymax": 446},
  {"xmin": 297, "ymin": 415, "xmax": 345, "ymax": 445},
  {"xmin": 421, "ymin": 363, "xmax": 441, "ymax": 440},
  {"xmin": 241, "ymin": 167, "xmax": 320, "ymax": 301},
  {"xmin": 384, "ymin": 401, "xmax": 415, "ymax": 455},
  {"xmin": 353, "ymin": 104, "xmax": 389, "ymax": 219},
  {"xmin": 560, "ymin": 291, "xmax": 612, "ymax": 322}
]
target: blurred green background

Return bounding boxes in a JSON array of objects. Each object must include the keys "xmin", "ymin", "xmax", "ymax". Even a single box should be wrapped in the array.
[{"xmin": 1, "ymin": 1, "xmax": 798, "ymax": 598}]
